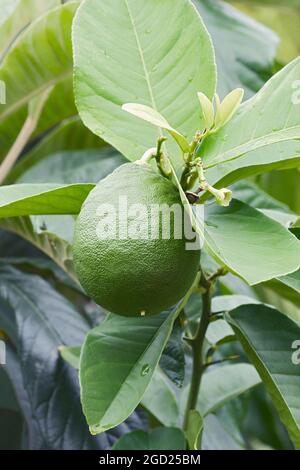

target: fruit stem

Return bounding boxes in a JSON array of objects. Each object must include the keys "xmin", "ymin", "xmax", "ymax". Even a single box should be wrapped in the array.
[
  {"xmin": 137, "ymin": 137, "xmax": 170, "ymax": 175},
  {"xmin": 183, "ymin": 272, "xmax": 212, "ymax": 430},
  {"xmin": 138, "ymin": 147, "xmax": 158, "ymax": 164}
]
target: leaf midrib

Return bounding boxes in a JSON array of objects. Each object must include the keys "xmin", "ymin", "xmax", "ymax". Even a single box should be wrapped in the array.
[
  {"xmin": 87, "ymin": 312, "xmax": 175, "ymax": 431},
  {"xmin": 124, "ymin": 0, "xmax": 163, "ymax": 139}
]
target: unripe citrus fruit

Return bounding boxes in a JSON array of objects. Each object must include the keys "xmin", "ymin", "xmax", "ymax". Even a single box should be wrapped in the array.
[{"xmin": 73, "ymin": 162, "xmax": 200, "ymax": 316}]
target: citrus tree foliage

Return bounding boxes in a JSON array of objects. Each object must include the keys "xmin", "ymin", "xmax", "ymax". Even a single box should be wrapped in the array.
[{"xmin": 0, "ymin": 0, "xmax": 299, "ymax": 450}]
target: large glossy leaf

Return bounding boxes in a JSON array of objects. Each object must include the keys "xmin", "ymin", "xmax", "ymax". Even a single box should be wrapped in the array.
[
  {"xmin": 0, "ymin": 265, "xmax": 145, "ymax": 449},
  {"xmin": 80, "ymin": 282, "xmax": 196, "ymax": 435},
  {"xmin": 194, "ymin": 0, "xmax": 278, "ymax": 98},
  {"xmin": 0, "ymin": 2, "xmax": 78, "ymax": 163},
  {"xmin": 60, "ymin": 345, "xmax": 180, "ymax": 427},
  {"xmin": 198, "ymin": 363, "xmax": 261, "ymax": 416},
  {"xmin": 169, "ymin": 162, "xmax": 300, "ymax": 286},
  {"xmin": 0, "ymin": 183, "xmax": 93, "ymax": 218},
  {"xmin": 204, "ymin": 199, "xmax": 300, "ymax": 285},
  {"xmin": 0, "ymin": 2, "xmax": 77, "ymax": 125},
  {"xmin": 202, "ymin": 58, "xmax": 300, "ymax": 185},
  {"xmin": 0, "ymin": 0, "xmax": 59, "ymax": 60},
  {"xmin": 112, "ymin": 427, "xmax": 186, "ymax": 450},
  {"xmin": 73, "ymin": 0, "xmax": 216, "ymax": 168},
  {"xmin": 0, "ymin": 77, "xmax": 76, "ymax": 164},
  {"xmin": 227, "ymin": 304, "xmax": 300, "ymax": 449},
  {"xmin": 80, "ymin": 309, "xmax": 179, "ymax": 434}
]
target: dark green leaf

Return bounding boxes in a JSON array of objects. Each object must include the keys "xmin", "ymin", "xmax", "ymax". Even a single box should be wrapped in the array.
[
  {"xmin": 0, "ymin": 183, "xmax": 93, "ymax": 218},
  {"xmin": 227, "ymin": 303, "xmax": 300, "ymax": 449},
  {"xmin": 0, "ymin": 265, "xmax": 145, "ymax": 449},
  {"xmin": 112, "ymin": 427, "xmax": 186, "ymax": 450},
  {"xmin": 160, "ymin": 320, "xmax": 185, "ymax": 388}
]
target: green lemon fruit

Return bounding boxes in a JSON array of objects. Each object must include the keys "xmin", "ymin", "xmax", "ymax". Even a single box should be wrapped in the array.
[{"xmin": 73, "ymin": 162, "xmax": 200, "ymax": 317}]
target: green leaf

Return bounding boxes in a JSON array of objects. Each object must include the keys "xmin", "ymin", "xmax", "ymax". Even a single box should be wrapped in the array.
[
  {"xmin": 169, "ymin": 156, "xmax": 300, "ymax": 285},
  {"xmin": 216, "ymin": 396, "xmax": 249, "ymax": 448},
  {"xmin": 80, "ymin": 283, "xmax": 196, "ymax": 435},
  {"xmin": 0, "ymin": 0, "xmax": 60, "ymax": 59},
  {"xmin": 60, "ymin": 345, "xmax": 180, "ymax": 427},
  {"xmin": 278, "ymin": 269, "xmax": 300, "ymax": 296},
  {"xmin": 0, "ymin": 265, "xmax": 145, "ymax": 449},
  {"xmin": 0, "ymin": 255, "xmax": 78, "ymax": 292},
  {"xmin": 9, "ymin": 117, "xmax": 106, "ymax": 183},
  {"xmin": 0, "ymin": 77, "xmax": 77, "ymax": 164},
  {"xmin": 206, "ymin": 142, "xmax": 300, "ymax": 190},
  {"xmin": 80, "ymin": 309, "xmax": 179, "ymax": 435},
  {"xmin": 0, "ymin": 4, "xmax": 78, "ymax": 165},
  {"xmin": 0, "ymin": 183, "xmax": 93, "ymax": 218},
  {"xmin": 206, "ymin": 319, "xmax": 235, "ymax": 345},
  {"xmin": 202, "ymin": 58, "xmax": 300, "ymax": 175},
  {"xmin": 202, "ymin": 414, "xmax": 244, "ymax": 450},
  {"xmin": 0, "ymin": 2, "xmax": 78, "ymax": 129},
  {"xmin": 185, "ymin": 410, "xmax": 203, "ymax": 450},
  {"xmin": 73, "ymin": 0, "xmax": 216, "ymax": 168},
  {"xmin": 233, "ymin": 180, "xmax": 298, "ymax": 228},
  {"xmin": 169, "ymin": 162, "xmax": 300, "ymax": 285},
  {"xmin": 194, "ymin": 0, "xmax": 278, "ymax": 98},
  {"xmin": 197, "ymin": 92, "xmax": 214, "ymax": 130},
  {"xmin": 198, "ymin": 363, "xmax": 261, "ymax": 416},
  {"xmin": 214, "ymin": 88, "xmax": 244, "ymax": 130},
  {"xmin": 0, "ymin": 217, "xmax": 75, "ymax": 281},
  {"xmin": 123, "ymin": 103, "xmax": 190, "ymax": 152},
  {"xmin": 212, "ymin": 294, "xmax": 260, "ymax": 314},
  {"xmin": 204, "ymin": 199, "xmax": 300, "ymax": 285},
  {"xmin": 112, "ymin": 427, "xmax": 186, "ymax": 450},
  {"xmin": 141, "ymin": 368, "xmax": 179, "ymax": 427},
  {"xmin": 18, "ymin": 148, "xmax": 125, "ymax": 184},
  {"xmin": 159, "ymin": 319, "xmax": 185, "ymax": 388},
  {"xmin": 227, "ymin": 303, "xmax": 300, "ymax": 449}
]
